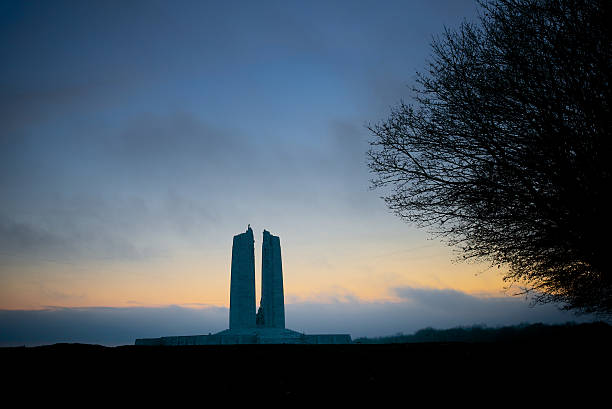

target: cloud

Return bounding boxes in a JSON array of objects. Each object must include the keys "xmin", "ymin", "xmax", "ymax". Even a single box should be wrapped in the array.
[
  {"xmin": 106, "ymin": 113, "xmax": 253, "ymax": 173},
  {"xmin": 0, "ymin": 82, "xmax": 115, "ymax": 135},
  {"xmin": 0, "ymin": 202, "xmax": 166, "ymax": 263},
  {"xmin": 0, "ymin": 306, "xmax": 228, "ymax": 347},
  {"xmin": 0, "ymin": 105, "xmax": 291, "ymax": 264},
  {"xmin": 0, "ymin": 287, "xmax": 594, "ymax": 346},
  {"xmin": 0, "ymin": 111, "xmax": 249, "ymax": 262},
  {"xmin": 285, "ymin": 286, "xmax": 594, "ymax": 337},
  {"xmin": 0, "ymin": 217, "xmax": 71, "ymax": 257}
]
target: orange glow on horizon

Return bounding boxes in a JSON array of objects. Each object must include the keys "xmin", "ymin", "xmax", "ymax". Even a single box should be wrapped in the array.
[{"xmin": 0, "ymin": 240, "xmax": 510, "ymax": 310}]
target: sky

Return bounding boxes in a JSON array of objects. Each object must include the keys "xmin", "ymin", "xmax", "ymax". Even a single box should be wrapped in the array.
[{"xmin": 0, "ymin": 0, "xmax": 593, "ymax": 345}]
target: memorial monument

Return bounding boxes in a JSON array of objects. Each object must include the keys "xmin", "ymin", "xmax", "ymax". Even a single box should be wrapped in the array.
[{"xmin": 135, "ymin": 226, "xmax": 351, "ymax": 345}]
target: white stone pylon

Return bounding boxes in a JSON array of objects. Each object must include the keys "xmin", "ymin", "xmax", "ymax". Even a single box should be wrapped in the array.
[
  {"xmin": 259, "ymin": 229, "xmax": 285, "ymax": 329},
  {"xmin": 229, "ymin": 226, "xmax": 256, "ymax": 330}
]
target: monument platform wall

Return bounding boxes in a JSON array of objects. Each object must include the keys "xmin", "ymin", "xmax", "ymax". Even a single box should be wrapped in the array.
[
  {"xmin": 135, "ymin": 334, "xmax": 258, "ymax": 346},
  {"xmin": 135, "ymin": 331, "xmax": 351, "ymax": 345},
  {"xmin": 301, "ymin": 334, "xmax": 352, "ymax": 344}
]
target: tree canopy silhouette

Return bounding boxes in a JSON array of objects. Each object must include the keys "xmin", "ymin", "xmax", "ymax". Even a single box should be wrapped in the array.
[{"xmin": 368, "ymin": 0, "xmax": 611, "ymax": 315}]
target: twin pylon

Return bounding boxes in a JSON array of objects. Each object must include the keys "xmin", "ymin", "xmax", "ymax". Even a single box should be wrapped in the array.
[{"xmin": 229, "ymin": 226, "xmax": 285, "ymax": 330}]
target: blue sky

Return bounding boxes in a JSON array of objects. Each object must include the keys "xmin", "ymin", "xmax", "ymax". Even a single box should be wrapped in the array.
[{"xmin": 0, "ymin": 0, "xmax": 592, "ymax": 345}]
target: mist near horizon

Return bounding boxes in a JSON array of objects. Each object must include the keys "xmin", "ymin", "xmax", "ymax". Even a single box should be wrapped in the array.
[{"xmin": 0, "ymin": 286, "xmax": 591, "ymax": 346}]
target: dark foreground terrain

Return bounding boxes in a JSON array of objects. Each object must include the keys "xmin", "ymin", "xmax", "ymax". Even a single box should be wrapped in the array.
[{"xmin": 3, "ymin": 323, "xmax": 610, "ymax": 402}]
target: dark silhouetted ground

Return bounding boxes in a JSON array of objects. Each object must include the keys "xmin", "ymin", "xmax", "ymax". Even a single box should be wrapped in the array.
[{"xmin": 2, "ymin": 322, "xmax": 610, "ymax": 402}]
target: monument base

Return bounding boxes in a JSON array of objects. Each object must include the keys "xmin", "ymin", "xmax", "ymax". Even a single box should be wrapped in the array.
[{"xmin": 135, "ymin": 328, "xmax": 351, "ymax": 345}]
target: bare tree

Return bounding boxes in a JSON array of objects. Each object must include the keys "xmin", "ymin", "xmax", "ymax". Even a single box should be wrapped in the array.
[{"xmin": 368, "ymin": 0, "xmax": 611, "ymax": 315}]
